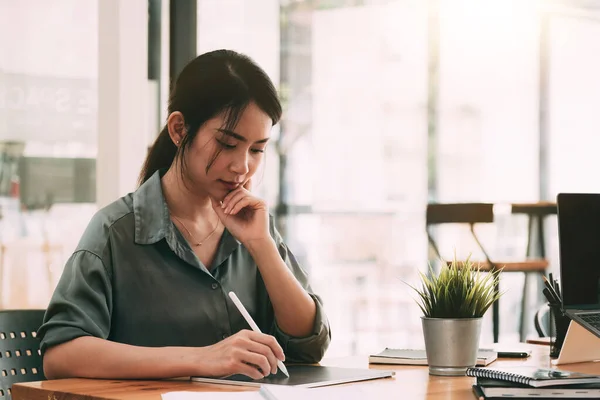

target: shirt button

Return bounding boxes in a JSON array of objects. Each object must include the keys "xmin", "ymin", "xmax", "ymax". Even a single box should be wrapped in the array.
[{"xmin": 211, "ymin": 282, "xmax": 219, "ymax": 290}]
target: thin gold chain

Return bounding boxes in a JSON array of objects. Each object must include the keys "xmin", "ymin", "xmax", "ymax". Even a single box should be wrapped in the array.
[{"xmin": 172, "ymin": 214, "xmax": 220, "ymax": 246}]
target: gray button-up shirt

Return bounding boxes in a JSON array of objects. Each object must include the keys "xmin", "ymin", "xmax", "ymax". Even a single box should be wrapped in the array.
[{"xmin": 38, "ymin": 170, "xmax": 331, "ymax": 363}]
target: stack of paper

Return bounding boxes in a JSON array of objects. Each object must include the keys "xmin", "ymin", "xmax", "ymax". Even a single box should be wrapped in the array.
[
  {"xmin": 162, "ymin": 384, "xmax": 368, "ymax": 400},
  {"xmin": 162, "ymin": 391, "xmax": 261, "ymax": 400}
]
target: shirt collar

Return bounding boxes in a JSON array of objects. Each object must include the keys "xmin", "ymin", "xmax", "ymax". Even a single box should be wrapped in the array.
[
  {"xmin": 133, "ymin": 169, "xmax": 173, "ymax": 245},
  {"xmin": 132, "ymin": 169, "xmax": 241, "ymax": 270}
]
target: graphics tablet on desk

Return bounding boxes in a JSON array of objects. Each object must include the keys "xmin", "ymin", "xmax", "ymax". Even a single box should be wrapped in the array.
[{"xmin": 191, "ymin": 365, "xmax": 395, "ymax": 388}]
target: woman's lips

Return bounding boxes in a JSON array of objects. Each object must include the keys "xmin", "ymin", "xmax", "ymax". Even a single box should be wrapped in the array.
[{"xmin": 218, "ymin": 180, "xmax": 241, "ymax": 190}]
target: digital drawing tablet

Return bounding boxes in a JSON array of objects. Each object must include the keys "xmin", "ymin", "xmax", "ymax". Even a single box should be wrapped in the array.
[{"xmin": 191, "ymin": 365, "xmax": 395, "ymax": 388}]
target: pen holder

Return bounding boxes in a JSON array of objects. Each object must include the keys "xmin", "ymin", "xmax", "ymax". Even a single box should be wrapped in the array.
[{"xmin": 549, "ymin": 303, "xmax": 570, "ymax": 358}]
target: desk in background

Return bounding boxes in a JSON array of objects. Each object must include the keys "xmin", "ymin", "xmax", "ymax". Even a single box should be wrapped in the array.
[
  {"xmin": 12, "ymin": 345, "xmax": 600, "ymax": 400},
  {"xmin": 527, "ymin": 336, "xmax": 553, "ymax": 346}
]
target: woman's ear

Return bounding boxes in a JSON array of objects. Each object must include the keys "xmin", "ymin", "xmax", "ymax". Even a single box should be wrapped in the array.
[{"xmin": 167, "ymin": 112, "xmax": 186, "ymax": 146}]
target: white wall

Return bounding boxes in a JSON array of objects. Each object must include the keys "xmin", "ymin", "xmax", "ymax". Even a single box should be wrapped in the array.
[{"xmin": 97, "ymin": 0, "xmax": 150, "ymax": 207}]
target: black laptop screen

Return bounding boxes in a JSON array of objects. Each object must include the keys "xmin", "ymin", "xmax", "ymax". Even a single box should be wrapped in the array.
[{"xmin": 557, "ymin": 193, "xmax": 600, "ymax": 309}]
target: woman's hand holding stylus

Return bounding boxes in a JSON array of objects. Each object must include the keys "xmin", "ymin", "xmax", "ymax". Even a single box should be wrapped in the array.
[{"xmin": 195, "ymin": 329, "xmax": 284, "ymax": 380}]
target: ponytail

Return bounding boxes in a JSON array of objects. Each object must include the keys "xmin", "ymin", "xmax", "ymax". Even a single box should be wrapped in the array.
[{"xmin": 138, "ymin": 126, "xmax": 178, "ymax": 185}]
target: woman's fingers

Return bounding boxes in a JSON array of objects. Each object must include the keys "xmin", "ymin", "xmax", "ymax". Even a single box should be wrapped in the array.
[
  {"xmin": 246, "ymin": 331, "xmax": 285, "ymax": 362},
  {"xmin": 222, "ymin": 330, "xmax": 284, "ymax": 379},
  {"xmin": 225, "ymin": 192, "xmax": 261, "ymax": 215},
  {"xmin": 240, "ymin": 351, "xmax": 271, "ymax": 379},
  {"xmin": 228, "ymin": 197, "xmax": 254, "ymax": 216},
  {"xmin": 221, "ymin": 187, "xmax": 243, "ymax": 209},
  {"xmin": 237, "ymin": 361, "xmax": 265, "ymax": 380},
  {"xmin": 222, "ymin": 188, "xmax": 246, "ymax": 213},
  {"xmin": 243, "ymin": 338, "xmax": 279, "ymax": 375}
]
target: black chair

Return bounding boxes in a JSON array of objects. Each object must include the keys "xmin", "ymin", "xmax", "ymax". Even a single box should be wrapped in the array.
[
  {"xmin": 534, "ymin": 303, "xmax": 551, "ymax": 337},
  {"xmin": 0, "ymin": 310, "xmax": 46, "ymax": 400},
  {"xmin": 426, "ymin": 203, "xmax": 549, "ymax": 343}
]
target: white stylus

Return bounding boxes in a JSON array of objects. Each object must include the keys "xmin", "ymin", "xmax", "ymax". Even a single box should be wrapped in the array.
[{"xmin": 228, "ymin": 291, "xmax": 290, "ymax": 378}]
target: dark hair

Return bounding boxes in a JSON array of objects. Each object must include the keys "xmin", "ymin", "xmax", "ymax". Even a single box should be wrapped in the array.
[{"xmin": 138, "ymin": 49, "xmax": 282, "ymax": 185}]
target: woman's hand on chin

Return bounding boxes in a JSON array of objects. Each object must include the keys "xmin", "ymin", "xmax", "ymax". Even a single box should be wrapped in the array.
[{"xmin": 211, "ymin": 182, "xmax": 271, "ymax": 246}]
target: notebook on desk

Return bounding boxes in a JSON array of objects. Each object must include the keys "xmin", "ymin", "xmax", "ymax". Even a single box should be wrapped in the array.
[
  {"xmin": 473, "ymin": 377, "xmax": 600, "ymax": 399},
  {"xmin": 466, "ymin": 366, "xmax": 600, "ymax": 388},
  {"xmin": 369, "ymin": 348, "xmax": 497, "ymax": 366},
  {"xmin": 191, "ymin": 365, "xmax": 394, "ymax": 388}
]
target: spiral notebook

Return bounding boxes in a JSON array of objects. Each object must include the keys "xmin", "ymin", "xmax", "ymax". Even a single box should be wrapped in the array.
[
  {"xmin": 473, "ymin": 378, "xmax": 600, "ymax": 398},
  {"xmin": 465, "ymin": 366, "xmax": 600, "ymax": 388}
]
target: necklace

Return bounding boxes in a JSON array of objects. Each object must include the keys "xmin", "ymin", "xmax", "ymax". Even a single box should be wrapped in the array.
[{"xmin": 172, "ymin": 214, "xmax": 220, "ymax": 247}]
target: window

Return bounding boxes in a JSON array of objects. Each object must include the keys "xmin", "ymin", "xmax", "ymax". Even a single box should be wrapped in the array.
[
  {"xmin": 0, "ymin": 0, "xmax": 98, "ymax": 308},
  {"xmin": 196, "ymin": 0, "xmax": 428, "ymax": 355}
]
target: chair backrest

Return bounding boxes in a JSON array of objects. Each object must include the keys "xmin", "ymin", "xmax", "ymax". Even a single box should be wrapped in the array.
[
  {"xmin": 426, "ymin": 203, "xmax": 496, "ymax": 263},
  {"xmin": 0, "ymin": 310, "xmax": 46, "ymax": 400},
  {"xmin": 426, "ymin": 203, "xmax": 495, "ymax": 226},
  {"xmin": 534, "ymin": 303, "xmax": 552, "ymax": 338}
]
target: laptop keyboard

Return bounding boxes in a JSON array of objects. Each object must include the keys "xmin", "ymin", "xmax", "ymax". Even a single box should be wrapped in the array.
[{"xmin": 579, "ymin": 313, "xmax": 600, "ymax": 329}]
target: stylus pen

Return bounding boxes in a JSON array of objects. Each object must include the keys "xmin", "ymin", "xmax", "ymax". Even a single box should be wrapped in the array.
[{"xmin": 228, "ymin": 291, "xmax": 290, "ymax": 378}]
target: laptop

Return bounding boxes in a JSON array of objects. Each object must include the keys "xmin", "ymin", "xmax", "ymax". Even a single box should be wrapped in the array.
[{"xmin": 557, "ymin": 193, "xmax": 600, "ymax": 339}]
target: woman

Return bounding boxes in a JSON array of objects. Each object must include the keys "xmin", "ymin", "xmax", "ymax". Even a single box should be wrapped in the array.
[{"xmin": 38, "ymin": 49, "xmax": 331, "ymax": 380}]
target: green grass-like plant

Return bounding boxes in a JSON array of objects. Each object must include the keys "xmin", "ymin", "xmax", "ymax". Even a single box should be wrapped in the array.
[{"xmin": 409, "ymin": 255, "xmax": 503, "ymax": 319}]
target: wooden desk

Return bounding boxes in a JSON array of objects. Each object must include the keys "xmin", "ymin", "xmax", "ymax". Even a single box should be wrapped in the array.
[{"xmin": 12, "ymin": 346, "xmax": 600, "ymax": 400}]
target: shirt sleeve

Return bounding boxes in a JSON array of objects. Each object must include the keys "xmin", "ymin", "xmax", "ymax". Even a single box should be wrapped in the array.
[
  {"xmin": 37, "ymin": 250, "xmax": 113, "ymax": 355},
  {"xmin": 267, "ymin": 219, "xmax": 332, "ymax": 363}
]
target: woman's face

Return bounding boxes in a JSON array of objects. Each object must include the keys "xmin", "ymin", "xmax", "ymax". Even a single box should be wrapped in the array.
[{"xmin": 182, "ymin": 102, "xmax": 272, "ymax": 200}]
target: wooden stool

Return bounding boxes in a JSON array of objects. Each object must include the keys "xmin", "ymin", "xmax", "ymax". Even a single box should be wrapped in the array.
[{"xmin": 511, "ymin": 202, "xmax": 557, "ymax": 340}]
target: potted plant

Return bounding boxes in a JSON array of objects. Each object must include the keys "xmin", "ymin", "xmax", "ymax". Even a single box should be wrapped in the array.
[{"xmin": 409, "ymin": 255, "xmax": 502, "ymax": 376}]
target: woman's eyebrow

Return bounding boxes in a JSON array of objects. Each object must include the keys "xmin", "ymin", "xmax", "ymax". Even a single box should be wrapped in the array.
[{"xmin": 217, "ymin": 128, "xmax": 270, "ymax": 144}]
